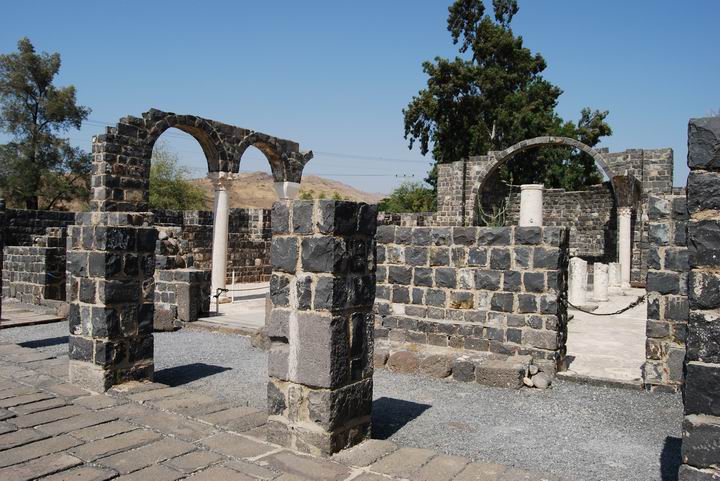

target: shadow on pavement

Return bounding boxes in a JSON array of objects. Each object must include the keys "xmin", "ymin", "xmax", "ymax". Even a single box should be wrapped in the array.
[
  {"xmin": 372, "ymin": 397, "xmax": 431, "ymax": 440},
  {"xmin": 660, "ymin": 436, "xmax": 681, "ymax": 481},
  {"xmin": 155, "ymin": 363, "xmax": 232, "ymax": 386},
  {"xmin": 19, "ymin": 336, "xmax": 68, "ymax": 349}
]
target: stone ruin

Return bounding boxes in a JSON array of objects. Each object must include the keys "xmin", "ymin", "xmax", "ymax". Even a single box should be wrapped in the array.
[{"xmin": 1, "ymin": 114, "xmax": 719, "ymax": 476}]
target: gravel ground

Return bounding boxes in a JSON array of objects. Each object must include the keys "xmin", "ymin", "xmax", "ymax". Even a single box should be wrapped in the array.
[{"xmin": 0, "ymin": 321, "xmax": 683, "ymax": 481}]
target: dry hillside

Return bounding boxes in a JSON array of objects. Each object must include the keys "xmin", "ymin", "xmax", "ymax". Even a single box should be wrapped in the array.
[{"xmin": 192, "ymin": 172, "xmax": 384, "ymax": 210}]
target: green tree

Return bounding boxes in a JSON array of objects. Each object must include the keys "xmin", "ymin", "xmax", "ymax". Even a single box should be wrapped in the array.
[
  {"xmin": 0, "ymin": 38, "xmax": 91, "ymax": 209},
  {"xmin": 378, "ymin": 181, "xmax": 436, "ymax": 213},
  {"xmin": 149, "ymin": 143, "xmax": 206, "ymax": 210},
  {"xmin": 403, "ymin": 0, "xmax": 612, "ymax": 191}
]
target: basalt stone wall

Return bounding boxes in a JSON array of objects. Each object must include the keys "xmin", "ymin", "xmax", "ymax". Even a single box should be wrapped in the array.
[
  {"xmin": 643, "ymin": 195, "xmax": 689, "ymax": 392},
  {"xmin": 153, "ymin": 208, "xmax": 271, "ymax": 283},
  {"xmin": 2, "ymin": 228, "xmax": 67, "ymax": 305},
  {"xmin": 3, "ymin": 209, "xmax": 75, "ymax": 246},
  {"xmin": 66, "ymin": 212, "xmax": 157, "ymax": 392},
  {"xmin": 154, "ymin": 268, "xmax": 211, "ymax": 331},
  {"xmin": 497, "ymin": 184, "xmax": 617, "ymax": 261},
  {"xmin": 377, "ymin": 212, "xmax": 435, "ymax": 227},
  {"xmin": 375, "ymin": 225, "xmax": 569, "ymax": 374},
  {"xmin": 267, "ymin": 200, "xmax": 376, "ymax": 456},
  {"xmin": 681, "ymin": 118, "xmax": 720, "ymax": 480}
]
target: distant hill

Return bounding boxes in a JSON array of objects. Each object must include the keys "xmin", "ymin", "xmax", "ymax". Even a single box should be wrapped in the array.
[{"xmin": 191, "ymin": 172, "xmax": 384, "ymax": 210}]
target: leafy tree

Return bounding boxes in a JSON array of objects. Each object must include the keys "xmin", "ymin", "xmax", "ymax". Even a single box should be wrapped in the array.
[
  {"xmin": 403, "ymin": 0, "xmax": 612, "ymax": 191},
  {"xmin": 149, "ymin": 143, "xmax": 206, "ymax": 210},
  {"xmin": 0, "ymin": 38, "xmax": 91, "ymax": 209},
  {"xmin": 378, "ymin": 181, "xmax": 436, "ymax": 213}
]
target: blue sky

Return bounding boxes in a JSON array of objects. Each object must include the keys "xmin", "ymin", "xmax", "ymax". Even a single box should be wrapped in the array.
[{"xmin": 1, "ymin": 1, "xmax": 718, "ymax": 194}]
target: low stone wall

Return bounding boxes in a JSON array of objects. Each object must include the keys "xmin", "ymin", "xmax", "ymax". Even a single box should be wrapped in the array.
[
  {"xmin": 153, "ymin": 208, "xmax": 271, "ymax": 283},
  {"xmin": 643, "ymin": 195, "xmax": 688, "ymax": 392},
  {"xmin": 154, "ymin": 268, "xmax": 211, "ymax": 331},
  {"xmin": 375, "ymin": 225, "xmax": 569, "ymax": 374},
  {"xmin": 377, "ymin": 212, "xmax": 435, "ymax": 227},
  {"xmin": 2, "ymin": 228, "xmax": 67, "ymax": 305}
]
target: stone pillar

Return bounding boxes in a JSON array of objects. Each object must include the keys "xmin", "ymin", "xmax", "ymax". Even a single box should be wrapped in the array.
[
  {"xmin": 67, "ymin": 212, "xmax": 157, "ymax": 392},
  {"xmin": 266, "ymin": 199, "xmax": 377, "ymax": 456},
  {"xmin": 608, "ymin": 262, "xmax": 621, "ymax": 292},
  {"xmin": 209, "ymin": 173, "xmax": 232, "ymax": 298},
  {"xmin": 681, "ymin": 117, "xmax": 720, "ymax": 480},
  {"xmin": 618, "ymin": 206, "xmax": 632, "ymax": 289},
  {"xmin": 273, "ymin": 181, "xmax": 301, "ymax": 200},
  {"xmin": 568, "ymin": 257, "xmax": 587, "ymax": 307},
  {"xmin": 592, "ymin": 263, "xmax": 609, "ymax": 302},
  {"xmin": 519, "ymin": 184, "xmax": 544, "ymax": 227}
]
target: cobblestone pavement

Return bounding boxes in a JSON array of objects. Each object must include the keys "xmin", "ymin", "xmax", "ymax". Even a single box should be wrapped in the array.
[
  {"xmin": 0, "ymin": 322, "xmax": 682, "ymax": 481},
  {"xmin": 0, "ymin": 337, "xmax": 573, "ymax": 481}
]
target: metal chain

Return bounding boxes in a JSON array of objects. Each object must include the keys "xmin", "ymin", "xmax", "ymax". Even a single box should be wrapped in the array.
[{"xmin": 566, "ymin": 295, "xmax": 646, "ymax": 316}]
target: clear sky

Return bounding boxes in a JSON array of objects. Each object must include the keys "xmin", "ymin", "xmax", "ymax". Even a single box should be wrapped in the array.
[{"xmin": 1, "ymin": 1, "xmax": 718, "ymax": 194}]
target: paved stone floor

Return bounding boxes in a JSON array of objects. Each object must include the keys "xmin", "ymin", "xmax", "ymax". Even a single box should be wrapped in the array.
[
  {"xmin": 565, "ymin": 288, "xmax": 647, "ymax": 384},
  {"xmin": 0, "ymin": 329, "xmax": 574, "ymax": 481},
  {"xmin": 198, "ymin": 282, "xmax": 267, "ymax": 334}
]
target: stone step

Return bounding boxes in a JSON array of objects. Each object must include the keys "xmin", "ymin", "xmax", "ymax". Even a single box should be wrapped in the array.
[{"xmin": 374, "ymin": 340, "xmax": 539, "ymax": 389}]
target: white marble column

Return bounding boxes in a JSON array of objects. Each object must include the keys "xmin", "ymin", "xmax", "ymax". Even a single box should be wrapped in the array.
[
  {"xmin": 593, "ymin": 263, "xmax": 609, "ymax": 302},
  {"xmin": 209, "ymin": 172, "xmax": 232, "ymax": 300},
  {"xmin": 568, "ymin": 257, "xmax": 588, "ymax": 307},
  {"xmin": 273, "ymin": 181, "xmax": 301, "ymax": 200},
  {"xmin": 519, "ymin": 184, "xmax": 544, "ymax": 227},
  {"xmin": 618, "ymin": 206, "xmax": 632, "ymax": 289}
]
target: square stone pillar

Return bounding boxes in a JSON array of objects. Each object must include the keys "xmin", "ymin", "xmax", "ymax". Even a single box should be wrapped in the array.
[
  {"xmin": 266, "ymin": 200, "xmax": 377, "ymax": 456},
  {"xmin": 681, "ymin": 117, "xmax": 720, "ymax": 480},
  {"xmin": 67, "ymin": 212, "xmax": 157, "ymax": 392}
]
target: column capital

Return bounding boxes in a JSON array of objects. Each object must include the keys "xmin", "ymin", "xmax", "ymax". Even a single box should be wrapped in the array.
[
  {"xmin": 618, "ymin": 206, "xmax": 633, "ymax": 216},
  {"xmin": 207, "ymin": 171, "xmax": 234, "ymax": 191}
]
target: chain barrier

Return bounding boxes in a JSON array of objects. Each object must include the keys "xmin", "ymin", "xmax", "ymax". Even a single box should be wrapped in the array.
[{"xmin": 566, "ymin": 294, "xmax": 646, "ymax": 316}]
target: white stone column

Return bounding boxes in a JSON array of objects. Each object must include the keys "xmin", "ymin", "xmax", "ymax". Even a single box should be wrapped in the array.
[
  {"xmin": 608, "ymin": 262, "xmax": 621, "ymax": 292},
  {"xmin": 618, "ymin": 206, "xmax": 632, "ymax": 289},
  {"xmin": 519, "ymin": 184, "xmax": 544, "ymax": 227},
  {"xmin": 593, "ymin": 263, "xmax": 609, "ymax": 302},
  {"xmin": 273, "ymin": 181, "xmax": 301, "ymax": 200},
  {"xmin": 568, "ymin": 257, "xmax": 588, "ymax": 307},
  {"xmin": 209, "ymin": 172, "xmax": 232, "ymax": 300}
]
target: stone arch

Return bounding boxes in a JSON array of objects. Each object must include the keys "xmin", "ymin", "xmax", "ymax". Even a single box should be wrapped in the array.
[
  {"xmin": 89, "ymin": 108, "xmax": 313, "ymax": 213},
  {"xmin": 235, "ymin": 132, "xmax": 313, "ymax": 183},
  {"xmin": 470, "ymin": 136, "xmax": 617, "ymax": 226}
]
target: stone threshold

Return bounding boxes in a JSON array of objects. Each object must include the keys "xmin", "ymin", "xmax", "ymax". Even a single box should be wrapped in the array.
[
  {"xmin": 0, "ymin": 339, "xmax": 577, "ymax": 481},
  {"xmin": 556, "ymin": 371, "xmax": 644, "ymax": 391}
]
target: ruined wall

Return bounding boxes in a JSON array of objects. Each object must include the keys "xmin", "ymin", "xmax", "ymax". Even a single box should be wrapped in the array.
[
  {"xmin": 1, "ymin": 228, "xmax": 67, "ymax": 305},
  {"xmin": 374, "ymin": 225, "xmax": 569, "ymax": 374},
  {"xmin": 153, "ymin": 208, "xmax": 271, "ymax": 283},
  {"xmin": 501, "ymin": 184, "xmax": 617, "ymax": 261},
  {"xmin": 643, "ymin": 195, "xmax": 688, "ymax": 392},
  {"xmin": 154, "ymin": 269, "xmax": 211, "ymax": 330},
  {"xmin": 3, "ymin": 209, "xmax": 75, "ymax": 246},
  {"xmin": 377, "ymin": 212, "xmax": 435, "ymax": 227}
]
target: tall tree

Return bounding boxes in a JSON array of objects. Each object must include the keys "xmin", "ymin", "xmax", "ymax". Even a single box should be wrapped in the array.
[
  {"xmin": 0, "ymin": 38, "xmax": 91, "ymax": 209},
  {"xmin": 403, "ymin": 0, "xmax": 612, "ymax": 191}
]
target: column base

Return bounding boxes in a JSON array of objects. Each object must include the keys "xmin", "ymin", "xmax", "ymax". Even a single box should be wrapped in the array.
[{"xmin": 69, "ymin": 360, "xmax": 154, "ymax": 393}]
